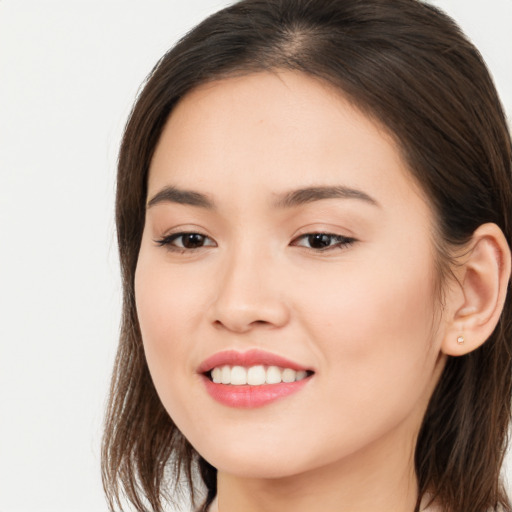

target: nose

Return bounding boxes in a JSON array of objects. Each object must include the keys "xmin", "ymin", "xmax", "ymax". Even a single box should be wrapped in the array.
[{"xmin": 207, "ymin": 247, "xmax": 290, "ymax": 333}]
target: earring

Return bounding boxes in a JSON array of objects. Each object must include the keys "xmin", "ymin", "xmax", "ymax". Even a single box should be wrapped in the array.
[{"xmin": 457, "ymin": 335, "xmax": 464, "ymax": 344}]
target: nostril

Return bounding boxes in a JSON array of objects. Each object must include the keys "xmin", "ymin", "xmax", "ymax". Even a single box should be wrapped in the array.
[
  {"xmin": 252, "ymin": 320, "xmax": 271, "ymax": 326},
  {"xmin": 209, "ymin": 292, "xmax": 290, "ymax": 332}
]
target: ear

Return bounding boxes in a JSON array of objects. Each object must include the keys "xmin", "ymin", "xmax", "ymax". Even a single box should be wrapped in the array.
[{"xmin": 441, "ymin": 223, "xmax": 511, "ymax": 357}]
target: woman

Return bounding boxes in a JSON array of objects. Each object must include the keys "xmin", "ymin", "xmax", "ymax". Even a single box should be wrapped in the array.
[{"xmin": 102, "ymin": 1, "xmax": 512, "ymax": 511}]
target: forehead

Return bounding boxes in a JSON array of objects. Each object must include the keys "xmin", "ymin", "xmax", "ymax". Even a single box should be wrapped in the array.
[{"xmin": 148, "ymin": 70, "xmax": 428, "ymax": 214}]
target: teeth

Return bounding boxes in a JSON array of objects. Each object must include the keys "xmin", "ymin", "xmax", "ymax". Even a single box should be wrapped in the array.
[
  {"xmin": 296, "ymin": 370, "xmax": 307, "ymax": 381},
  {"xmin": 266, "ymin": 365, "xmax": 281, "ymax": 384},
  {"xmin": 209, "ymin": 365, "xmax": 310, "ymax": 386},
  {"xmin": 231, "ymin": 366, "xmax": 247, "ymax": 385},
  {"xmin": 221, "ymin": 366, "xmax": 231, "ymax": 385},
  {"xmin": 212, "ymin": 367, "xmax": 222, "ymax": 383},
  {"xmin": 247, "ymin": 365, "xmax": 266, "ymax": 385},
  {"xmin": 282, "ymin": 368, "xmax": 296, "ymax": 383}
]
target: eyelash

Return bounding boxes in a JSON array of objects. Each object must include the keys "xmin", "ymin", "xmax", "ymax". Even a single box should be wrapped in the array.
[
  {"xmin": 291, "ymin": 233, "xmax": 356, "ymax": 251},
  {"xmin": 155, "ymin": 232, "xmax": 216, "ymax": 253},
  {"xmin": 154, "ymin": 232, "xmax": 356, "ymax": 253}
]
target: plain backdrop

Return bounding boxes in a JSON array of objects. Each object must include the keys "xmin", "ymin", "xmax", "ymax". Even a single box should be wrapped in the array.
[{"xmin": 0, "ymin": 1, "xmax": 510, "ymax": 511}]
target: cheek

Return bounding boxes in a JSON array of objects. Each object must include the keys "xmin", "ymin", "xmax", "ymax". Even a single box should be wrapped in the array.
[
  {"xmin": 299, "ymin": 254, "xmax": 436, "ymax": 341},
  {"xmin": 135, "ymin": 240, "xmax": 209, "ymax": 340},
  {"xmin": 295, "ymin": 249, "xmax": 440, "ymax": 411},
  {"xmin": 134, "ymin": 249, "xmax": 207, "ymax": 410}
]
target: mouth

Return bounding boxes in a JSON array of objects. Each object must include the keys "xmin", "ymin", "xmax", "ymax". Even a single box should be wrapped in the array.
[
  {"xmin": 206, "ymin": 365, "xmax": 313, "ymax": 385},
  {"xmin": 198, "ymin": 349, "xmax": 314, "ymax": 408}
]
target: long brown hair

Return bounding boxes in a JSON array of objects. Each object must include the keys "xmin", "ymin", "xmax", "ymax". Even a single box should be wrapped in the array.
[{"xmin": 102, "ymin": 1, "xmax": 512, "ymax": 511}]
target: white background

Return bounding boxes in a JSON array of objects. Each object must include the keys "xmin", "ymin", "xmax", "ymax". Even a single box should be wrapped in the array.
[{"xmin": 0, "ymin": 1, "xmax": 510, "ymax": 511}]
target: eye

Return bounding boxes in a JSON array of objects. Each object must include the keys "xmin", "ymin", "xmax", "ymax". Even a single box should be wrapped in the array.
[
  {"xmin": 291, "ymin": 233, "xmax": 356, "ymax": 251},
  {"xmin": 154, "ymin": 232, "xmax": 216, "ymax": 252}
]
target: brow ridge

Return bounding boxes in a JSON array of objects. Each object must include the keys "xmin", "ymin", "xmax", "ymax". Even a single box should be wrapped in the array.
[
  {"xmin": 147, "ymin": 186, "xmax": 215, "ymax": 209},
  {"xmin": 146, "ymin": 184, "xmax": 379, "ymax": 210},
  {"xmin": 273, "ymin": 185, "xmax": 379, "ymax": 208}
]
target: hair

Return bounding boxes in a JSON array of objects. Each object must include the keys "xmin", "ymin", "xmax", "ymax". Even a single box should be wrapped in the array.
[{"xmin": 101, "ymin": 1, "xmax": 512, "ymax": 511}]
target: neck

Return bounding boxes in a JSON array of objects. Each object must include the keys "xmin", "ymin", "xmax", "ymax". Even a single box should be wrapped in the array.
[{"xmin": 215, "ymin": 422, "xmax": 419, "ymax": 512}]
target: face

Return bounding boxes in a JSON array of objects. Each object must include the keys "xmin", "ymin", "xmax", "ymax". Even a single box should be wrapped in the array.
[{"xmin": 135, "ymin": 71, "xmax": 447, "ymax": 479}]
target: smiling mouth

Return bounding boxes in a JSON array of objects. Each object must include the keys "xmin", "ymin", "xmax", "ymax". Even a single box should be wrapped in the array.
[
  {"xmin": 198, "ymin": 349, "xmax": 315, "ymax": 407},
  {"xmin": 206, "ymin": 365, "xmax": 314, "ymax": 386}
]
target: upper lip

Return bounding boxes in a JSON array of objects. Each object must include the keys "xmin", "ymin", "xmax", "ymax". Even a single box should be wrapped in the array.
[{"xmin": 197, "ymin": 349, "xmax": 313, "ymax": 374}]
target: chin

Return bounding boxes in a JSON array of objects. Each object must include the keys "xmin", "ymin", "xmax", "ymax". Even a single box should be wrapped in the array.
[
  {"xmin": 192, "ymin": 433, "xmax": 348, "ymax": 481},
  {"xmin": 208, "ymin": 453, "xmax": 308, "ymax": 479}
]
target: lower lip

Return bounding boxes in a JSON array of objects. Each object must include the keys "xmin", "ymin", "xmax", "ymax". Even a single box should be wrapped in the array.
[{"xmin": 202, "ymin": 376, "xmax": 311, "ymax": 408}]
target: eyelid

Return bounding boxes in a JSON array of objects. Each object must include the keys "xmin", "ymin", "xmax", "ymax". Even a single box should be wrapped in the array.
[
  {"xmin": 290, "ymin": 232, "xmax": 357, "ymax": 251},
  {"xmin": 153, "ymin": 230, "xmax": 217, "ymax": 251},
  {"xmin": 152, "ymin": 226, "xmax": 357, "ymax": 253}
]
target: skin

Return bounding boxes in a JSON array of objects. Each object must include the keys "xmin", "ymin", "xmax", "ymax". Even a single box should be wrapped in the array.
[{"xmin": 135, "ymin": 71, "xmax": 454, "ymax": 512}]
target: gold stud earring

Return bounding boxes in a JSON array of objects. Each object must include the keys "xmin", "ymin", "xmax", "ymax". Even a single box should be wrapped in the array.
[{"xmin": 457, "ymin": 335, "xmax": 464, "ymax": 344}]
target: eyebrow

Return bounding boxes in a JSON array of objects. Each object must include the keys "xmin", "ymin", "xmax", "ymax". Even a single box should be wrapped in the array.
[
  {"xmin": 147, "ymin": 186, "xmax": 215, "ymax": 209},
  {"xmin": 146, "ymin": 185, "xmax": 379, "ymax": 210},
  {"xmin": 272, "ymin": 185, "xmax": 379, "ymax": 208}
]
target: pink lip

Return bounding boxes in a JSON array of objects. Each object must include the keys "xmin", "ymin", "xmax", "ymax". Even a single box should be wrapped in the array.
[
  {"xmin": 198, "ymin": 349, "xmax": 313, "ymax": 409},
  {"xmin": 202, "ymin": 378, "xmax": 310, "ymax": 408},
  {"xmin": 197, "ymin": 349, "xmax": 311, "ymax": 374}
]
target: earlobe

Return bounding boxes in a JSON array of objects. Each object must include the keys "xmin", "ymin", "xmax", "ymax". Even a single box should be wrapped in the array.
[{"xmin": 441, "ymin": 223, "xmax": 511, "ymax": 357}]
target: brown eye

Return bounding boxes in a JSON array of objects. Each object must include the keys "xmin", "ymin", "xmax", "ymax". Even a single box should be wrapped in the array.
[
  {"xmin": 155, "ymin": 232, "xmax": 216, "ymax": 251},
  {"xmin": 180, "ymin": 233, "xmax": 207, "ymax": 248},
  {"xmin": 307, "ymin": 234, "xmax": 334, "ymax": 249},
  {"xmin": 292, "ymin": 233, "xmax": 356, "ymax": 251}
]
